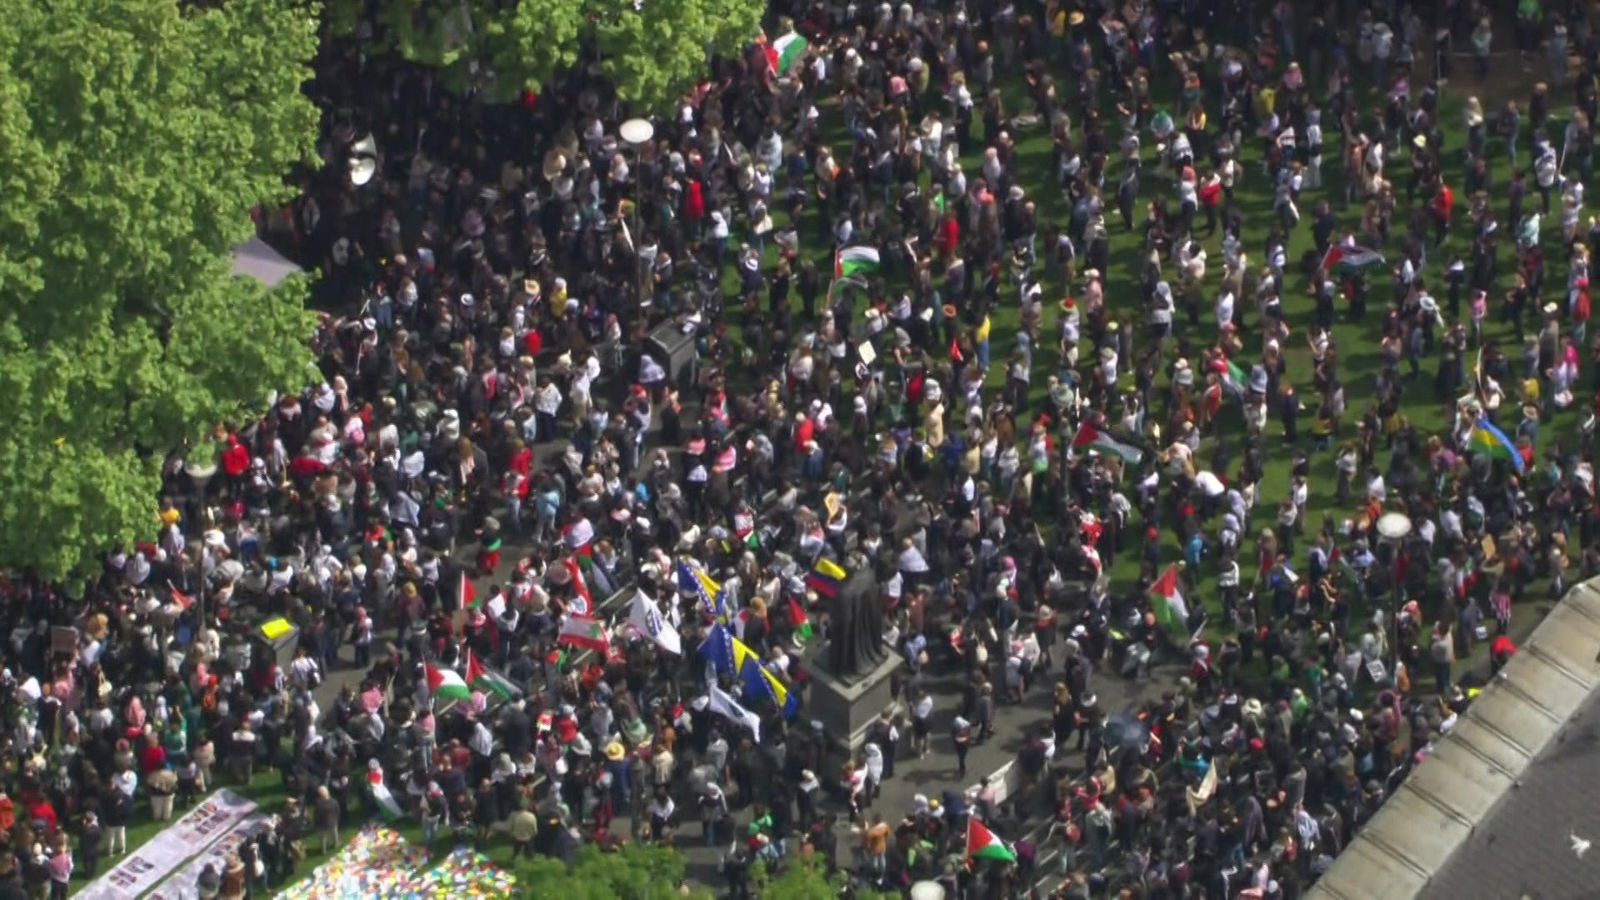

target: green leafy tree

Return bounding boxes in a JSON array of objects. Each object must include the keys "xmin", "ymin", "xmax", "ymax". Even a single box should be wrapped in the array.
[
  {"xmin": 512, "ymin": 843, "xmax": 712, "ymax": 899},
  {"xmin": 752, "ymin": 855, "xmax": 901, "ymax": 900},
  {"xmin": 327, "ymin": 0, "xmax": 765, "ymax": 109},
  {"xmin": 0, "ymin": 0, "xmax": 319, "ymax": 581}
]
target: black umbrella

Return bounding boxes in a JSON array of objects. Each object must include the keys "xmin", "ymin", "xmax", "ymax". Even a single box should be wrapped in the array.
[{"xmin": 1104, "ymin": 713, "xmax": 1150, "ymax": 750}]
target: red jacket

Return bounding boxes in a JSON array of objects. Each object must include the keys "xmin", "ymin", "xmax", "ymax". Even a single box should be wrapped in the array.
[
  {"xmin": 793, "ymin": 416, "xmax": 815, "ymax": 452},
  {"xmin": 221, "ymin": 436, "xmax": 250, "ymax": 477},
  {"xmin": 685, "ymin": 179, "xmax": 705, "ymax": 221},
  {"xmin": 1432, "ymin": 184, "xmax": 1454, "ymax": 220},
  {"xmin": 936, "ymin": 217, "xmax": 960, "ymax": 255}
]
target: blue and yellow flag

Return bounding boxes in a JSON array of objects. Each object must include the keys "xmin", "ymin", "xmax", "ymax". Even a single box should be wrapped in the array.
[
  {"xmin": 678, "ymin": 560, "xmax": 729, "ymax": 619},
  {"xmin": 699, "ymin": 623, "xmax": 737, "ymax": 675}
]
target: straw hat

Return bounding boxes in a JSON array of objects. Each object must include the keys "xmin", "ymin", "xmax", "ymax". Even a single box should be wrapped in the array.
[
  {"xmin": 542, "ymin": 150, "xmax": 568, "ymax": 181},
  {"xmin": 942, "ymin": 303, "xmax": 958, "ymax": 319},
  {"xmin": 604, "ymin": 741, "xmax": 626, "ymax": 762},
  {"xmin": 1068, "ymin": 9, "xmax": 1085, "ymax": 25}
]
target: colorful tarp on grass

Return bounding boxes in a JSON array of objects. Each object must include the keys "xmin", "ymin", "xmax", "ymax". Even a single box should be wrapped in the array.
[{"xmin": 275, "ymin": 826, "xmax": 515, "ymax": 900}]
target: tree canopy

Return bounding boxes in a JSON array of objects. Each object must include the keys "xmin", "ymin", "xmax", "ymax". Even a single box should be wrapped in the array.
[
  {"xmin": 511, "ymin": 843, "xmax": 710, "ymax": 899},
  {"xmin": 0, "ymin": 0, "xmax": 319, "ymax": 581},
  {"xmin": 327, "ymin": 0, "xmax": 766, "ymax": 109}
]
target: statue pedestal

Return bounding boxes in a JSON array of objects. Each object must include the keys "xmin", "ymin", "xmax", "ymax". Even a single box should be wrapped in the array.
[{"xmin": 807, "ymin": 651, "xmax": 904, "ymax": 753}]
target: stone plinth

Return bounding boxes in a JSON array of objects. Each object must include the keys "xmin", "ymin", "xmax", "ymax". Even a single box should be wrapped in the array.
[{"xmin": 807, "ymin": 651, "xmax": 905, "ymax": 752}]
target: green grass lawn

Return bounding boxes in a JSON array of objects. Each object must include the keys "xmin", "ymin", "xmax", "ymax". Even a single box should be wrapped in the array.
[{"xmin": 711, "ymin": 60, "xmax": 1578, "ymax": 659}]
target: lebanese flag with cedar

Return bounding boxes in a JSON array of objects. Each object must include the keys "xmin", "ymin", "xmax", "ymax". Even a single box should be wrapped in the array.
[
  {"xmin": 557, "ymin": 615, "xmax": 609, "ymax": 653},
  {"xmin": 563, "ymin": 557, "xmax": 592, "ymax": 616}
]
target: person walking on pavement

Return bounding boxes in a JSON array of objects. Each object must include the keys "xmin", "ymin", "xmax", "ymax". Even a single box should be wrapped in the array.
[{"xmin": 951, "ymin": 715, "xmax": 973, "ymax": 779}]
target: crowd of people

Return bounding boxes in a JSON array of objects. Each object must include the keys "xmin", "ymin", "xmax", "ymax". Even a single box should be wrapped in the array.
[{"xmin": 1, "ymin": 0, "xmax": 1598, "ymax": 898}]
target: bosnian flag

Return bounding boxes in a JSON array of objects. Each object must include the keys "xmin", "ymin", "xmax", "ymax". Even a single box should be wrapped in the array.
[
  {"xmin": 768, "ymin": 32, "xmax": 808, "ymax": 76},
  {"xmin": 1149, "ymin": 564, "xmax": 1191, "ymax": 639},
  {"xmin": 966, "ymin": 819, "xmax": 1018, "ymax": 863},
  {"xmin": 1319, "ymin": 243, "xmax": 1385, "ymax": 275},
  {"xmin": 629, "ymin": 589, "xmax": 683, "ymax": 655},
  {"xmin": 835, "ymin": 245, "xmax": 881, "ymax": 279},
  {"xmin": 425, "ymin": 662, "xmax": 471, "ymax": 703},
  {"xmin": 1072, "ymin": 421, "xmax": 1143, "ymax": 464},
  {"xmin": 557, "ymin": 615, "xmax": 610, "ymax": 653}
]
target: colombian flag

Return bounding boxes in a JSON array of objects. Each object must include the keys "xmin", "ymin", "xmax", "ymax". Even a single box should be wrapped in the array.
[{"xmin": 806, "ymin": 557, "xmax": 848, "ymax": 598}]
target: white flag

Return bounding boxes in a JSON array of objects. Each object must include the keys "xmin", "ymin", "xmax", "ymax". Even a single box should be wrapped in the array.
[
  {"xmin": 707, "ymin": 684, "xmax": 760, "ymax": 742},
  {"xmin": 629, "ymin": 589, "xmax": 682, "ymax": 655}
]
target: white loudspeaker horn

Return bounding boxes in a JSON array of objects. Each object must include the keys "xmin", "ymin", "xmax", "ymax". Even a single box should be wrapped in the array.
[
  {"xmin": 348, "ymin": 133, "xmax": 379, "ymax": 186},
  {"xmin": 350, "ymin": 156, "xmax": 378, "ymax": 186}
]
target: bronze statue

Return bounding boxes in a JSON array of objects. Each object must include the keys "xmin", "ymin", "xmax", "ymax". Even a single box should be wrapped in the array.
[{"xmin": 824, "ymin": 561, "xmax": 886, "ymax": 680}]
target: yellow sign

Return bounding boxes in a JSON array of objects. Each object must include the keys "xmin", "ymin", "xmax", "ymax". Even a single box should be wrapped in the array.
[{"xmin": 260, "ymin": 618, "xmax": 293, "ymax": 641}]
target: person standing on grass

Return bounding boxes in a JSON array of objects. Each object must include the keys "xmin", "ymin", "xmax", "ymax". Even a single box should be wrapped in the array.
[
  {"xmin": 46, "ymin": 832, "xmax": 70, "ymax": 900},
  {"xmin": 314, "ymin": 785, "xmax": 340, "ymax": 855}
]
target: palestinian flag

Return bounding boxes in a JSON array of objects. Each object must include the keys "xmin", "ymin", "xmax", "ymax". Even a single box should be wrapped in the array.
[
  {"xmin": 1319, "ymin": 243, "xmax": 1385, "ymax": 275},
  {"xmin": 787, "ymin": 595, "xmax": 814, "ymax": 642},
  {"xmin": 1335, "ymin": 555, "xmax": 1363, "ymax": 590},
  {"xmin": 806, "ymin": 557, "xmax": 847, "ymax": 599},
  {"xmin": 769, "ymin": 32, "xmax": 808, "ymax": 76},
  {"xmin": 1222, "ymin": 358, "xmax": 1249, "ymax": 398},
  {"xmin": 368, "ymin": 771, "xmax": 403, "ymax": 822},
  {"xmin": 1072, "ymin": 421, "xmax": 1143, "ymax": 464},
  {"xmin": 835, "ymin": 246, "xmax": 881, "ymax": 279},
  {"xmin": 966, "ymin": 819, "xmax": 1018, "ymax": 863},
  {"xmin": 425, "ymin": 662, "xmax": 471, "ymax": 703},
  {"xmin": 465, "ymin": 649, "xmax": 518, "ymax": 701},
  {"xmin": 563, "ymin": 557, "xmax": 592, "ymax": 616},
  {"xmin": 1149, "ymin": 564, "xmax": 1191, "ymax": 639},
  {"xmin": 557, "ymin": 615, "xmax": 610, "ymax": 653},
  {"xmin": 458, "ymin": 572, "xmax": 479, "ymax": 612}
]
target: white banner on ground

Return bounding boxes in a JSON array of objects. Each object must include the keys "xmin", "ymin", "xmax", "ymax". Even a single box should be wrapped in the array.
[
  {"xmin": 76, "ymin": 789, "xmax": 259, "ymax": 900},
  {"xmin": 146, "ymin": 812, "xmax": 270, "ymax": 900}
]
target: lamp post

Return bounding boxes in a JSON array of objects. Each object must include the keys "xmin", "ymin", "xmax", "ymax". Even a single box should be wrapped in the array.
[
  {"xmin": 619, "ymin": 118, "xmax": 655, "ymax": 313},
  {"xmin": 184, "ymin": 458, "xmax": 218, "ymax": 629},
  {"xmin": 1376, "ymin": 511, "xmax": 1413, "ymax": 688}
]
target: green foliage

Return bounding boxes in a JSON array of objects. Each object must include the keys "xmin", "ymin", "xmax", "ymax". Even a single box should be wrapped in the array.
[
  {"xmin": 751, "ymin": 854, "xmax": 899, "ymax": 900},
  {"xmin": 327, "ymin": 0, "xmax": 764, "ymax": 109},
  {"xmin": 511, "ymin": 843, "xmax": 712, "ymax": 899},
  {"xmin": 0, "ymin": 0, "xmax": 319, "ymax": 581},
  {"xmin": 595, "ymin": 0, "xmax": 765, "ymax": 109}
]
